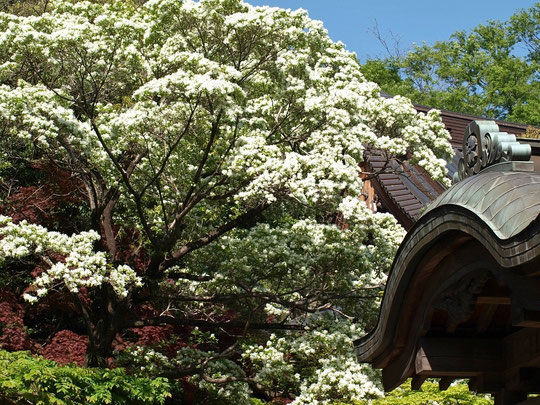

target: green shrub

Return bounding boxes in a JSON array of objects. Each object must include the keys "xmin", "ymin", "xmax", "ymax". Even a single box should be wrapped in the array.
[
  {"xmin": 334, "ymin": 380, "xmax": 492, "ymax": 405},
  {"xmin": 0, "ymin": 350, "xmax": 172, "ymax": 404}
]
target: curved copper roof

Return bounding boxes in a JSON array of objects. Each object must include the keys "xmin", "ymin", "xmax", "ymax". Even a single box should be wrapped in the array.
[{"xmin": 424, "ymin": 165, "xmax": 540, "ymax": 239}]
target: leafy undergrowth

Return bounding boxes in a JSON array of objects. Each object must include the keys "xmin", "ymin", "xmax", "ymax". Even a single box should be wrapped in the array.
[
  {"xmin": 0, "ymin": 350, "xmax": 173, "ymax": 404},
  {"xmin": 336, "ymin": 380, "xmax": 493, "ymax": 405},
  {"xmin": 0, "ymin": 350, "xmax": 494, "ymax": 405}
]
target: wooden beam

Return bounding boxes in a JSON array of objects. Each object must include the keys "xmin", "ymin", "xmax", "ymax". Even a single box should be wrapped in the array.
[
  {"xmin": 505, "ymin": 328, "xmax": 540, "ymax": 370},
  {"xmin": 468, "ymin": 374, "xmax": 505, "ymax": 394},
  {"xmin": 476, "ymin": 296, "xmax": 511, "ymax": 305},
  {"xmin": 468, "ymin": 377, "xmax": 480, "ymax": 392},
  {"xmin": 416, "ymin": 332, "xmax": 540, "ymax": 380},
  {"xmin": 369, "ymin": 237, "xmax": 482, "ymax": 391},
  {"xmin": 411, "ymin": 375, "xmax": 427, "ymax": 390},
  {"xmin": 415, "ymin": 338, "xmax": 503, "ymax": 376},
  {"xmin": 516, "ymin": 398, "xmax": 540, "ymax": 405},
  {"xmin": 507, "ymin": 368, "xmax": 540, "ymax": 393},
  {"xmin": 512, "ymin": 305, "xmax": 540, "ymax": 328},
  {"xmin": 476, "ymin": 304, "xmax": 499, "ymax": 334},
  {"xmin": 520, "ymin": 368, "xmax": 540, "ymax": 392}
]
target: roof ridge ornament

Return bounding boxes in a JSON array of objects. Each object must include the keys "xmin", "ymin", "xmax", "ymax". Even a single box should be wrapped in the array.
[{"xmin": 453, "ymin": 120, "xmax": 532, "ymax": 183}]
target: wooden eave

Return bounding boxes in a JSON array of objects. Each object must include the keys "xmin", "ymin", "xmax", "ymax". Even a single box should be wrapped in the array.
[
  {"xmin": 371, "ymin": 106, "xmax": 538, "ymax": 229},
  {"xmin": 355, "ymin": 169, "xmax": 540, "ymax": 404}
]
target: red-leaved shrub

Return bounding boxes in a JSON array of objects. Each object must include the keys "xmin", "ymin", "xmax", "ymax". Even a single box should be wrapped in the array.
[
  {"xmin": 0, "ymin": 291, "xmax": 32, "ymax": 351},
  {"xmin": 41, "ymin": 330, "xmax": 88, "ymax": 366}
]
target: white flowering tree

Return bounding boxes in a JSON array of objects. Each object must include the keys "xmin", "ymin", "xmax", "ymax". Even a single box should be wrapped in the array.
[{"xmin": 0, "ymin": 0, "xmax": 452, "ymax": 402}]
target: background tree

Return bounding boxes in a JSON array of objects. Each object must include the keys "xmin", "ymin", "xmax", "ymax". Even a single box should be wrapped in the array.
[
  {"xmin": 361, "ymin": 3, "xmax": 540, "ymax": 125},
  {"xmin": 0, "ymin": 0, "xmax": 453, "ymax": 402}
]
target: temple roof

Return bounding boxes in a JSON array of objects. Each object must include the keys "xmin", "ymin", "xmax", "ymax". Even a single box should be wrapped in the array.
[
  {"xmin": 355, "ymin": 166, "xmax": 540, "ymax": 399},
  {"xmin": 424, "ymin": 166, "xmax": 540, "ymax": 239},
  {"xmin": 371, "ymin": 106, "xmax": 539, "ymax": 230}
]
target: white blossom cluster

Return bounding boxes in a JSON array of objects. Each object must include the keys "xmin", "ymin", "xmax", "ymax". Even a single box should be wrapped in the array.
[
  {"xmin": 0, "ymin": 216, "xmax": 142, "ymax": 301},
  {"xmin": 0, "ymin": 0, "xmax": 453, "ymax": 227},
  {"xmin": 173, "ymin": 203, "xmax": 404, "ymax": 315},
  {"xmin": 293, "ymin": 357, "xmax": 382, "ymax": 405},
  {"xmin": 244, "ymin": 319, "xmax": 382, "ymax": 404},
  {"xmin": 0, "ymin": 83, "xmax": 93, "ymax": 149}
]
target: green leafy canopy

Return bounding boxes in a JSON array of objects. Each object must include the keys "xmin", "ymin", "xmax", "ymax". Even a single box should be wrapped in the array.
[{"xmin": 361, "ymin": 3, "xmax": 540, "ymax": 125}]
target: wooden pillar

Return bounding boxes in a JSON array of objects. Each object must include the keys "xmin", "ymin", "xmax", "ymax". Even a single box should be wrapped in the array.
[{"xmin": 494, "ymin": 389, "xmax": 527, "ymax": 405}]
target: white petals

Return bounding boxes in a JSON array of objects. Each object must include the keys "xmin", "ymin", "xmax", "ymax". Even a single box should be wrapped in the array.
[{"xmin": 0, "ymin": 216, "xmax": 141, "ymax": 301}]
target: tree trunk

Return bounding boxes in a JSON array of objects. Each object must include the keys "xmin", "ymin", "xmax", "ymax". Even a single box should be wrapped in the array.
[
  {"xmin": 84, "ymin": 322, "xmax": 117, "ymax": 367},
  {"xmin": 83, "ymin": 287, "xmax": 123, "ymax": 368}
]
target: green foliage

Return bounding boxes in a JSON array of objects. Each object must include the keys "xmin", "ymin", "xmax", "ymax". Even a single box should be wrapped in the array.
[
  {"xmin": 521, "ymin": 126, "xmax": 540, "ymax": 139},
  {"xmin": 371, "ymin": 381, "xmax": 492, "ymax": 405},
  {"xmin": 361, "ymin": 3, "xmax": 540, "ymax": 125},
  {"xmin": 0, "ymin": 350, "xmax": 172, "ymax": 404},
  {"xmin": 334, "ymin": 381, "xmax": 492, "ymax": 405}
]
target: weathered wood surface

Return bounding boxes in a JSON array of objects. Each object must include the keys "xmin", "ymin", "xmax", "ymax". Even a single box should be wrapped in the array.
[{"xmin": 415, "ymin": 337, "xmax": 503, "ymax": 375}]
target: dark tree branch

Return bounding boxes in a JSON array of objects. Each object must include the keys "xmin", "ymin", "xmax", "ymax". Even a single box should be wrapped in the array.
[
  {"xmin": 158, "ymin": 201, "xmax": 269, "ymax": 272},
  {"xmin": 101, "ymin": 151, "xmax": 145, "ymax": 258},
  {"xmin": 90, "ymin": 120, "xmax": 158, "ymax": 247},
  {"xmin": 139, "ymin": 102, "xmax": 199, "ymax": 200},
  {"xmin": 180, "ymin": 110, "xmax": 222, "ymax": 212},
  {"xmin": 130, "ymin": 316, "xmax": 306, "ymax": 331}
]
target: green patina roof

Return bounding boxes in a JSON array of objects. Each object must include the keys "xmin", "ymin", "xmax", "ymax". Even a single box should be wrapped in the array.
[{"xmin": 423, "ymin": 164, "xmax": 540, "ymax": 239}]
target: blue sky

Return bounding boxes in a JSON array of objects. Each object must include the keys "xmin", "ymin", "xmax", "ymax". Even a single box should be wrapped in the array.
[{"xmin": 246, "ymin": 0, "xmax": 537, "ymax": 62}]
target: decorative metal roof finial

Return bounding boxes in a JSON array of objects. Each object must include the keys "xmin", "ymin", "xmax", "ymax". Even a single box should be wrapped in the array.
[{"xmin": 453, "ymin": 120, "xmax": 532, "ymax": 183}]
